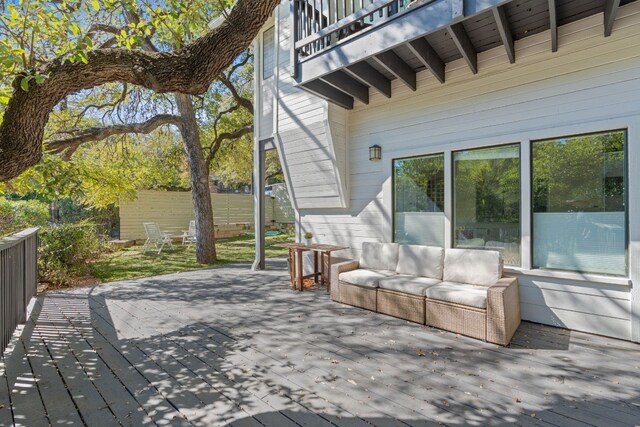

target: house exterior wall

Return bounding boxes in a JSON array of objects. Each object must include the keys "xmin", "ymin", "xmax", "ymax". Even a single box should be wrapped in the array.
[
  {"xmin": 255, "ymin": 2, "xmax": 350, "ymax": 211},
  {"xmin": 257, "ymin": 1, "xmax": 640, "ymax": 342}
]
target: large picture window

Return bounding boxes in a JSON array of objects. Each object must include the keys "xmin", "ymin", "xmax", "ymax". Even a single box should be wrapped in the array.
[
  {"xmin": 532, "ymin": 130, "xmax": 627, "ymax": 276},
  {"xmin": 393, "ymin": 154, "xmax": 445, "ymax": 246},
  {"xmin": 453, "ymin": 144, "xmax": 521, "ymax": 266}
]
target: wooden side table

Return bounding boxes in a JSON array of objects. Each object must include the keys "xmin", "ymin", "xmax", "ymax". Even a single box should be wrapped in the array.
[{"xmin": 277, "ymin": 243, "xmax": 349, "ymax": 292}]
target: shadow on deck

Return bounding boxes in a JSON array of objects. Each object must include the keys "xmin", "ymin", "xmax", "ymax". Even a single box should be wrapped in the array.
[{"xmin": 1, "ymin": 259, "xmax": 639, "ymax": 426}]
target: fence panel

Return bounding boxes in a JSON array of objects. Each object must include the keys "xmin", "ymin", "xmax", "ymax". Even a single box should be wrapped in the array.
[
  {"xmin": 119, "ymin": 190, "xmax": 294, "ymax": 241},
  {"xmin": 0, "ymin": 228, "xmax": 39, "ymax": 356}
]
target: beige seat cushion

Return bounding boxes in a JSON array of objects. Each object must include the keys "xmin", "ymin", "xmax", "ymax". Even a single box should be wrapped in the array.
[
  {"xmin": 359, "ymin": 242, "xmax": 399, "ymax": 272},
  {"xmin": 396, "ymin": 245, "xmax": 444, "ymax": 279},
  {"xmin": 339, "ymin": 269, "xmax": 396, "ymax": 288},
  {"xmin": 378, "ymin": 275, "xmax": 440, "ymax": 296},
  {"xmin": 425, "ymin": 282, "xmax": 488, "ymax": 309},
  {"xmin": 443, "ymin": 248, "xmax": 502, "ymax": 286}
]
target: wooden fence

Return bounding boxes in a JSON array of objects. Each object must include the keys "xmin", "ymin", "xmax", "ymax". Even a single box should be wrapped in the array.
[
  {"xmin": 0, "ymin": 228, "xmax": 38, "ymax": 357},
  {"xmin": 120, "ymin": 190, "xmax": 295, "ymax": 241}
]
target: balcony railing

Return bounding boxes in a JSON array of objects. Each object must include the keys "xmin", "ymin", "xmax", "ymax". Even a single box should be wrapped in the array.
[
  {"xmin": 0, "ymin": 228, "xmax": 39, "ymax": 356},
  {"xmin": 293, "ymin": 0, "xmax": 414, "ymax": 61}
]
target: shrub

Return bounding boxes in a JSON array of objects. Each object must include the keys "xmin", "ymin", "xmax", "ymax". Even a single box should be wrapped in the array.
[
  {"xmin": 0, "ymin": 198, "xmax": 49, "ymax": 236},
  {"xmin": 38, "ymin": 222, "xmax": 109, "ymax": 286}
]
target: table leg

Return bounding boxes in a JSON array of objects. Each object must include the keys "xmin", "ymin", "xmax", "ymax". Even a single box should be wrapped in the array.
[
  {"xmin": 296, "ymin": 248, "xmax": 303, "ymax": 292},
  {"xmin": 314, "ymin": 251, "xmax": 319, "ymax": 285},
  {"xmin": 288, "ymin": 248, "xmax": 295, "ymax": 289},
  {"xmin": 320, "ymin": 252, "xmax": 325, "ymax": 287},
  {"xmin": 326, "ymin": 252, "xmax": 331, "ymax": 293}
]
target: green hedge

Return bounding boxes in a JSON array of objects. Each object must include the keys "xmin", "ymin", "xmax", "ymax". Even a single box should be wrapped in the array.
[
  {"xmin": 0, "ymin": 198, "xmax": 49, "ymax": 236},
  {"xmin": 39, "ymin": 222, "xmax": 109, "ymax": 286}
]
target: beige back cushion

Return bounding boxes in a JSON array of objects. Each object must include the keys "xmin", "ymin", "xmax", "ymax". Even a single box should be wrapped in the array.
[
  {"xmin": 442, "ymin": 248, "xmax": 502, "ymax": 286},
  {"xmin": 359, "ymin": 242, "xmax": 399, "ymax": 272},
  {"xmin": 396, "ymin": 245, "xmax": 444, "ymax": 279}
]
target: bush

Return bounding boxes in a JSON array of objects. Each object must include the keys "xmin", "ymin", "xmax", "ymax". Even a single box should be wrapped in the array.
[
  {"xmin": 0, "ymin": 198, "xmax": 49, "ymax": 236},
  {"xmin": 39, "ymin": 222, "xmax": 109, "ymax": 286}
]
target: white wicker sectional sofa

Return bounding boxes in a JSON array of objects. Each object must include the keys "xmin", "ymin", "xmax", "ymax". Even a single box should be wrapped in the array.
[{"xmin": 330, "ymin": 242, "xmax": 521, "ymax": 345}]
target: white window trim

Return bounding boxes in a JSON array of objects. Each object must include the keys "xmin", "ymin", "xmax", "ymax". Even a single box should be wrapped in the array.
[{"xmin": 386, "ymin": 117, "xmax": 635, "ymax": 282}]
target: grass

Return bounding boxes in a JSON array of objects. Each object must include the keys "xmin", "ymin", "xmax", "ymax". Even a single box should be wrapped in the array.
[{"xmin": 90, "ymin": 233, "xmax": 293, "ymax": 283}]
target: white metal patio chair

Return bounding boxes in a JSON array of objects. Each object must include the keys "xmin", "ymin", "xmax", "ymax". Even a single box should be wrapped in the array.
[
  {"xmin": 143, "ymin": 222, "xmax": 173, "ymax": 254},
  {"xmin": 182, "ymin": 220, "xmax": 197, "ymax": 247}
]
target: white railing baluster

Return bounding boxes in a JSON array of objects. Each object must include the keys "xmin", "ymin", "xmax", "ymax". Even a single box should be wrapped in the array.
[{"xmin": 294, "ymin": 0, "xmax": 410, "ymax": 62}]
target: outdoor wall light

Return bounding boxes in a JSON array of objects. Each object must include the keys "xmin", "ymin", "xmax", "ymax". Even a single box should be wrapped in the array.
[{"xmin": 369, "ymin": 145, "xmax": 382, "ymax": 161}]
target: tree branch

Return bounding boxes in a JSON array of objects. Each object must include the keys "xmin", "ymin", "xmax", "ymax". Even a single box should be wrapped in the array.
[
  {"xmin": 47, "ymin": 114, "xmax": 183, "ymax": 154},
  {"xmin": 0, "ymin": 0, "xmax": 278, "ymax": 181},
  {"xmin": 71, "ymin": 83, "xmax": 129, "ymax": 127},
  {"xmin": 218, "ymin": 73, "xmax": 253, "ymax": 113},
  {"xmin": 205, "ymin": 124, "xmax": 253, "ymax": 166}
]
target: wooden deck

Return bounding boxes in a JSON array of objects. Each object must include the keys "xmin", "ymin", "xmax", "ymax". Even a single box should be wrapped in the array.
[{"xmin": 1, "ymin": 259, "xmax": 639, "ymax": 427}]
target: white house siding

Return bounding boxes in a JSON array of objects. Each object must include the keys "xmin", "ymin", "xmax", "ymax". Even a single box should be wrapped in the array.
[
  {"xmin": 267, "ymin": 3, "xmax": 349, "ymax": 210},
  {"xmin": 286, "ymin": 2, "xmax": 640, "ymax": 341}
]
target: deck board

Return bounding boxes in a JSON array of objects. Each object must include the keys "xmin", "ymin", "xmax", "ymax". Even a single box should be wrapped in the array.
[
  {"xmin": 0, "ymin": 355, "xmax": 13, "ymax": 426},
  {"xmin": 1, "ymin": 259, "xmax": 639, "ymax": 427}
]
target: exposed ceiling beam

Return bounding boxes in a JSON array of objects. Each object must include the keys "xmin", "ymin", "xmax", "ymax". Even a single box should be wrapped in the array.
[
  {"xmin": 604, "ymin": 0, "xmax": 621, "ymax": 37},
  {"xmin": 406, "ymin": 38, "xmax": 445, "ymax": 83},
  {"xmin": 492, "ymin": 5, "xmax": 515, "ymax": 64},
  {"xmin": 548, "ymin": 0, "xmax": 558, "ymax": 52},
  {"xmin": 321, "ymin": 71, "xmax": 370, "ymax": 104},
  {"xmin": 449, "ymin": 23, "xmax": 478, "ymax": 74},
  {"xmin": 373, "ymin": 50, "xmax": 417, "ymax": 91},
  {"xmin": 345, "ymin": 62, "xmax": 392, "ymax": 98},
  {"xmin": 302, "ymin": 80, "xmax": 354, "ymax": 110}
]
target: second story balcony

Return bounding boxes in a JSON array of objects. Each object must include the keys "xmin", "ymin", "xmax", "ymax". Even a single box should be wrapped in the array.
[{"xmin": 292, "ymin": 0, "xmax": 635, "ymax": 108}]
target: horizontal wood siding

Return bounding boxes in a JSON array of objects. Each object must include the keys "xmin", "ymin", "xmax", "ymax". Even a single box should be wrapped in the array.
[
  {"xmin": 119, "ymin": 191, "xmax": 292, "ymax": 241},
  {"xmin": 293, "ymin": 2, "xmax": 640, "ymax": 339},
  {"xmin": 274, "ymin": 3, "xmax": 350, "ymax": 209}
]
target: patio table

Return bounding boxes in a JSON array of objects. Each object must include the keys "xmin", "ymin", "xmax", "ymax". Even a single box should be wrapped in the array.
[{"xmin": 276, "ymin": 243, "xmax": 349, "ymax": 292}]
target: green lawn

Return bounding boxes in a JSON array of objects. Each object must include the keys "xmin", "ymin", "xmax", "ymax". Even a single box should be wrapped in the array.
[{"xmin": 90, "ymin": 233, "xmax": 293, "ymax": 283}]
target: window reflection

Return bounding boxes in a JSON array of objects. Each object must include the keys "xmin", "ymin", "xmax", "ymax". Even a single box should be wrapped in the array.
[
  {"xmin": 453, "ymin": 145, "xmax": 521, "ymax": 266},
  {"xmin": 532, "ymin": 131, "xmax": 626, "ymax": 276},
  {"xmin": 393, "ymin": 154, "xmax": 445, "ymax": 246}
]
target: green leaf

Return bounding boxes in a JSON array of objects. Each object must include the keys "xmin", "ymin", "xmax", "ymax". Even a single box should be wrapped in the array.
[
  {"xmin": 34, "ymin": 75, "xmax": 46, "ymax": 85},
  {"xmin": 77, "ymin": 51, "xmax": 88, "ymax": 64},
  {"xmin": 20, "ymin": 77, "xmax": 30, "ymax": 92},
  {"xmin": 92, "ymin": 0, "xmax": 100, "ymax": 11}
]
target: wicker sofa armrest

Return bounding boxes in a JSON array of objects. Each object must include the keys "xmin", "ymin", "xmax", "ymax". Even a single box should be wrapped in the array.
[
  {"xmin": 330, "ymin": 260, "xmax": 359, "ymax": 302},
  {"xmin": 486, "ymin": 277, "xmax": 521, "ymax": 345}
]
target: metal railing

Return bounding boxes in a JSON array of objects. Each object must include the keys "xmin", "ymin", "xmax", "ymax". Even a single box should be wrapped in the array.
[
  {"xmin": 293, "ymin": 0, "xmax": 409, "ymax": 60},
  {"xmin": 0, "ymin": 228, "xmax": 39, "ymax": 356}
]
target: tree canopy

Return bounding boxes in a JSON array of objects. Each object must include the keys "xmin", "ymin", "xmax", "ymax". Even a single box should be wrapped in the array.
[{"xmin": 0, "ymin": 0, "xmax": 279, "ymax": 181}]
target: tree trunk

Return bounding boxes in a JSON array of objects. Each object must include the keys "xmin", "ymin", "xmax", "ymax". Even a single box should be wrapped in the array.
[{"xmin": 175, "ymin": 93, "xmax": 216, "ymax": 264}]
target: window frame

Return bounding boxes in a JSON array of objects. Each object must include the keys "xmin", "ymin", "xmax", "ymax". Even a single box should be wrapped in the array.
[
  {"xmin": 391, "ymin": 152, "xmax": 445, "ymax": 246},
  {"xmin": 388, "ymin": 128, "xmax": 630, "ymax": 277},
  {"xmin": 529, "ymin": 128, "xmax": 629, "ymax": 276},
  {"xmin": 450, "ymin": 142, "xmax": 522, "ymax": 266}
]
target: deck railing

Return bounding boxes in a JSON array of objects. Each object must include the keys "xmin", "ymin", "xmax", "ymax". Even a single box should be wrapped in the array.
[
  {"xmin": 293, "ymin": 0, "xmax": 412, "ymax": 63},
  {"xmin": 0, "ymin": 228, "xmax": 39, "ymax": 356}
]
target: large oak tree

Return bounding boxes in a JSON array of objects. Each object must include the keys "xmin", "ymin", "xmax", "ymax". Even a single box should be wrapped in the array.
[
  {"xmin": 0, "ymin": 0, "xmax": 277, "ymax": 180},
  {"xmin": 0, "ymin": 0, "xmax": 278, "ymax": 263}
]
